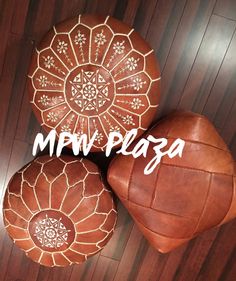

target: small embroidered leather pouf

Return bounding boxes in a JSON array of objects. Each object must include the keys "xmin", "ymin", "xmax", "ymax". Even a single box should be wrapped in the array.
[
  {"xmin": 3, "ymin": 156, "xmax": 117, "ymax": 267},
  {"xmin": 28, "ymin": 14, "xmax": 161, "ymax": 151},
  {"xmin": 108, "ymin": 111, "xmax": 236, "ymax": 253}
]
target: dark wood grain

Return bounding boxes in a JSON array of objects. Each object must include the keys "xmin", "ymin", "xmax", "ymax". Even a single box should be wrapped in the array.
[
  {"xmin": 156, "ymin": 0, "xmax": 217, "ymax": 118},
  {"xmin": 113, "ymin": 225, "xmax": 147, "ymax": 281},
  {"xmin": 178, "ymin": 15, "xmax": 236, "ymax": 112},
  {"xmin": 173, "ymin": 228, "xmax": 219, "ymax": 281},
  {"xmin": 135, "ymin": 246, "xmax": 168, "ymax": 281},
  {"xmin": 202, "ymin": 29, "xmax": 236, "ymax": 123},
  {"xmin": 101, "ymin": 203, "xmax": 134, "ymax": 261},
  {"xmin": 69, "ymin": 254, "xmax": 100, "ymax": 281},
  {"xmin": 133, "ymin": 0, "xmax": 159, "ymax": 38},
  {"xmin": 158, "ymin": 244, "xmax": 188, "ymax": 281},
  {"xmin": 122, "ymin": 0, "xmax": 141, "ymax": 26},
  {"xmin": 0, "ymin": 0, "xmax": 236, "ymax": 280},
  {"xmin": 10, "ymin": 0, "xmax": 30, "ymax": 35},
  {"xmin": 0, "ymin": 0, "xmax": 15, "ymax": 77},
  {"xmin": 146, "ymin": 0, "xmax": 187, "ymax": 71},
  {"xmin": 91, "ymin": 256, "xmax": 119, "ymax": 281},
  {"xmin": 196, "ymin": 221, "xmax": 236, "ymax": 281}
]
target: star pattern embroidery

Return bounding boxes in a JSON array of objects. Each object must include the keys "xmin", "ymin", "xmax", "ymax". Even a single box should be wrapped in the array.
[
  {"xmin": 69, "ymin": 70, "xmax": 111, "ymax": 112},
  {"xmin": 34, "ymin": 215, "xmax": 70, "ymax": 248}
]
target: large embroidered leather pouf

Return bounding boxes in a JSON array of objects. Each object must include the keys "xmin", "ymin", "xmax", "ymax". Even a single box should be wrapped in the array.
[
  {"xmin": 108, "ymin": 111, "xmax": 236, "ymax": 253},
  {"xmin": 28, "ymin": 14, "xmax": 161, "ymax": 151},
  {"xmin": 3, "ymin": 156, "xmax": 117, "ymax": 267}
]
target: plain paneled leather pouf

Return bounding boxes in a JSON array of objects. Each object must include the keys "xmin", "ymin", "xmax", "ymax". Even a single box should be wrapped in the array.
[
  {"xmin": 107, "ymin": 111, "xmax": 236, "ymax": 253},
  {"xmin": 3, "ymin": 156, "xmax": 117, "ymax": 267},
  {"xmin": 28, "ymin": 14, "xmax": 161, "ymax": 151}
]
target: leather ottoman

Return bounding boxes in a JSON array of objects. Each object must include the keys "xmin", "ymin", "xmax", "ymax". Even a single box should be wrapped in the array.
[
  {"xmin": 3, "ymin": 155, "xmax": 117, "ymax": 266},
  {"xmin": 108, "ymin": 111, "xmax": 236, "ymax": 253},
  {"xmin": 28, "ymin": 14, "xmax": 161, "ymax": 151}
]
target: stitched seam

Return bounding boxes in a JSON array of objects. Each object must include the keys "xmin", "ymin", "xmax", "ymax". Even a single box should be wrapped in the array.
[
  {"xmin": 161, "ymin": 163, "xmax": 233, "ymax": 177},
  {"xmin": 128, "ymin": 198, "xmax": 194, "ymax": 220},
  {"xmin": 133, "ymin": 215, "xmax": 193, "ymax": 240},
  {"xmin": 192, "ymin": 173, "xmax": 212, "ymax": 235},
  {"xmin": 150, "ymin": 161, "xmax": 161, "ymax": 208},
  {"xmin": 148, "ymin": 134, "xmax": 230, "ymax": 153},
  {"xmin": 127, "ymin": 157, "xmax": 136, "ymax": 202}
]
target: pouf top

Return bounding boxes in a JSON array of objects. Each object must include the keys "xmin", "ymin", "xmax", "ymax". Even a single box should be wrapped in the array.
[
  {"xmin": 3, "ymin": 155, "xmax": 117, "ymax": 266},
  {"xmin": 28, "ymin": 14, "xmax": 161, "ymax": 151}
]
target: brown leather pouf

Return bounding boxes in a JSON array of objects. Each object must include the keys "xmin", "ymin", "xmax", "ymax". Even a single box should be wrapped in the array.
[
  {"xmin": 108, "ymin": 111, "xmax": 236, "ymax": 253},
  {"xmin": 3, "ymin": 156, "xmax": 117, "ymax": 267},
  {"xmin": 28, "ymin": 14, "xmax": 161, "ymax": 151}
]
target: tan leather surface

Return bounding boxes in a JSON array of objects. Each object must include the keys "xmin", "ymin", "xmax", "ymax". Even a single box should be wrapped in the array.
[
  {"xmin": 28, "ymin": 14, "xmax": 161, "ymax": 151},
  {"xmin": 108, "ymin": 111, "xmax": 236, "ymax": 253},
  {"xmin": 3, "ymin": 156, "xmax": 117, "ymax": 267}
]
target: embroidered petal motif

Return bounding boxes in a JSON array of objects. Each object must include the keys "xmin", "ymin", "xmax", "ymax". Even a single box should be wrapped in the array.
[
  {"xmin": 28, "ymin": 15, "xmax": 161, "ymax": 151},
  {"xmin": 3, "ymin": 156, "xmax": 117, "ymax": 267}
]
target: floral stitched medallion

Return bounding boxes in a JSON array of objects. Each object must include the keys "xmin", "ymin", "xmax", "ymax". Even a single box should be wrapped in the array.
[
  {"xmin": 65, "ymin": 65, "xmax": 115, "ymax": 115},
  {"xmin": 28, "ymin": 14, "xmax": 161, "ymax": 151},
  {"xmin": 29, "ymin": 210, "xmax": 75, "ymax": 251}
]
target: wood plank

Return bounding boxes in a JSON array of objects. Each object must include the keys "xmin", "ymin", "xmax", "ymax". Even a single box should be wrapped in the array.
[
  {"xmin": 156, "ymin": 0, "xmax": 217, "ymax": 119},
  {"xmin": 146, "ymin": 0, "xmax": 187, "ymax": 71},
  {"xmin": 96, "ymin": 0, "xmax": 117, "ymax": 15},
  {"xmin": 84, "ymin": 0, "xmax": 99, "ymax": 13},
  {"xmin": 27, "ymin": 0, "xmax": 56, "ymax": 42},
  {"xmin": 34, "ymin": 266, "xmax": 52, "ymax": 281},
  {"xmin": 218, "ymin": 246, "xmax": 236, "ymax": 281},
  {"xmin": 214, "ymin": 0, "xmax": 236, "ymax": 21},
  {"xmin": 0, "ymin": 34, "xmax": 22, "ymax": 138},
  {"xmin": 229, "ymin": 133, "xmax": 236, "ymax": 159},
  {"xmin": 101, "ymin": 202, "xmax": 134, "ymax": 261},
  {"xmin": 1, "ymin": 38, "xmax": 34, "ymax": 139},
  {"xmin": 46, "ymin": 266, "xmax": 74, "ymax": 281},
  {"xmin": 21, "ymin": 0, "xmax": 40, "ymax": 37},
  {"xmin": 10, "ymin": 0, "xmax": 30, "ymax": 35},
  {"xmin": 113, "ymin": 0, "xmax": 128, "ymax": 20},
  {"xmin": 202, "ymin": 29, "xmax": 236, "ymax": 123},
  {"xmin": 135, "ymin": 246, "xmax": 169, "ymax": 281},
  {"xmin": 214, "ymin": 93, "xmax": 236, "ymax": 136},
  {"xmin": 220, "ymin": 98, "xmax": 236, "ymax": 145},
  {"xmin": 133, "ymin": 0, "xmax": 159, "ymax": 38},
  {"xmin": 178, "ymin": 15, "xmax": 236, "ymax": 113},
  {"xmin": 157, "ymin": 244, "xmax": 188, "ymax": 281},
  {"xmin": 69, "ymin": 254, "xmax": 100, "ymax": 281},
  {"xmin": 113, "ymin": 224, "xmax": 148, "ymax": 281},
  {"xmin": 86, "ymin": 0, "xmax": 117, "ymax": 15},
  {"xmin": 196, "ymin": 221, "xmax": 236, "ymax": 281},
  {"xmin": 4, "ymin": 244, "xmax": 31, "ymax": 281},
  {"xmin": 0, "ymin": 136, "xmax": 14, "ymax": 203},
  {"xmin": 15, "ymin": 104, "xmax": 42, "ymax": 144},
  {"xmin": 58, "ymin": 0, "xmax": 87, "ymax": 21},
  {"xmin": 122, "ymin": 0, "xmax": 141, "ymax": 26},
  {"xmin": 0, "ymin": 234, "xmax": 14, "ymax": 281},
  {"xmin": 25, "ymin": 262, "xmax": 41, "ymax": 281},
  {"xmin": 173, "ymin": 227, "xmax": 219, "ymax": 281},
  {"xmin": 91, "ymin": 256, "xmax": 119, "ymax": 281},
  {"xmin": 0, "ymin": 0, "xmax": 15, "ymax": 77},
  {"xmin": 4, "ymin": 140, "xmax": 34, "ymax": 188}
]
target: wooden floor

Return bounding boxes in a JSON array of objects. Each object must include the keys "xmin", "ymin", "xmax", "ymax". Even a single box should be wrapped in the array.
[{"xmin": 0, "ymin": 0, "xmax": 236, "ymax": 280}]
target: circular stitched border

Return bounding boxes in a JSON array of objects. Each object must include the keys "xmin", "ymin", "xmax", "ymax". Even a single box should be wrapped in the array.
[{"xmin": 28, "ymin": 14, "xmax": 161, "ymax": 151}]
